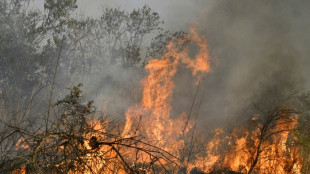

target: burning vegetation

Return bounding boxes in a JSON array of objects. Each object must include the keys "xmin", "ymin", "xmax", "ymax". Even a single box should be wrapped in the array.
[
  {"xmin": 0, "ymin": 0, "xmax": 309, "ymax": 174},
  {"xmin": 3, "ymin": 25, "xmax": 304, "ymax": 174}
]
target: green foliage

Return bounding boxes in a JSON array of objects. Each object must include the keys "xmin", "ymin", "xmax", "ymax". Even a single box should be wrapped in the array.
[{"xmin": 55, "ymin": 83, "xmax": 83, "ymax": 105}]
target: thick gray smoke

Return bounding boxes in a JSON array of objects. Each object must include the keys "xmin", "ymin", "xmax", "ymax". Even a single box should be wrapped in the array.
[
  {"xmin": 78, "ymin": 0, "xmax": 310, "ymax": 129},
  {"xmin": 33, "ymin": 0, "xmax": 310, "ymax": 129},
  {"xmin": 176, "ymin": 0, "xmax": 310, "ymax": 129}
]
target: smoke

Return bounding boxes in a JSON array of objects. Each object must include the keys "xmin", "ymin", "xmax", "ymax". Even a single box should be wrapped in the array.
[
  {"xmin": 31, "ymin": 0, "xmax": 310, "ymax": 128},
  {"xmin": 81, "ymin": 64, "xmax": 144, "ymax": 119},
  {"xmin": 93, "ymin": 0, "xmax": 310, "ymax": 129},
  {"xmin": 184, "ymin": 0, "xmax": 310, "ymax": 129},
  {"xmin": 76, "ymin": 0, "xmax": 310, "ymax": 129}
]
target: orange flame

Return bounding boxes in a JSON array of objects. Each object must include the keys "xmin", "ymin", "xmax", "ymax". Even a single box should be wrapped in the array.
[
  {"xmin": 13, "ymin": 26, "xmax": 303, "ymax": 174},
  {"xmin": 191, "ymin": 114, "xmax": 301, "ymax": 173},
  {"xmin": 123, "ymin": 27, "xmax": 211, "ymax": 150}
]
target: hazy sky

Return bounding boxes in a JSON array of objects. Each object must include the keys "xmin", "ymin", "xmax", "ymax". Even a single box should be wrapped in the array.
[{"xmin": 31, "ymin": 0, "xmax": 210, "ymax": 31}]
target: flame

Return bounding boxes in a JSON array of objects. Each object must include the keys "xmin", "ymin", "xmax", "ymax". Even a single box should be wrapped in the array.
[
  {"xmin": 123, "ymin": 27, "xmax": 211, "ymax": 150},
  {"xmin": 13, "ymin": 26, "xmax": 303, "ymax": 174},
  {"xmin": 12, "ymin": 165, "xmax": 26, "ymax": 174},
  {"xmin": 191, "ymin": 114, "xmax": 301, "ymax": 174}
]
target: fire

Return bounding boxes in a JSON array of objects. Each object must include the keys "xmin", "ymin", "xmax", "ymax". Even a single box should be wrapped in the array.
[
  {"xmin": 12, "ymin": 26, "xmax": 303, "ymax": 174},
  {"xmin": 191, "ymin": 113, "xmax": 301, "ymax": 174},
  {"xmin": 123, "ymin": 27, "xmax": 211, "ymax": 150},
  {"xmin": 12, "ymin": 165, "xmax": 26, "ymax": 174}
]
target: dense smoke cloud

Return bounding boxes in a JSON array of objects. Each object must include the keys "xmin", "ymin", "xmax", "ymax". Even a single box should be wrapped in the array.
[
  {"xmin": 108, "ymin": 0, "xmax": 310, "ymax": 130},
  {"xmin": 81, "ymin": 0, "xmax": 310, "ymax": 128},
  {"xmin": 194, "ymin": 0, "xmax": 310, "ymax": 128},
  {"xmin": 31, "ymin": 0, "xmax": 310, "ymax": 128}
]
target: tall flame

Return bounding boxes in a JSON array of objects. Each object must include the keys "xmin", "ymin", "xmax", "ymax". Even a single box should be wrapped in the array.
[
  {"xmin": 13, "ymin": 26, "xmax": 303, "ymax": 173},
  {"xmin": 123, "ymin": 27, "xmax": 211, "ymax": 152}
]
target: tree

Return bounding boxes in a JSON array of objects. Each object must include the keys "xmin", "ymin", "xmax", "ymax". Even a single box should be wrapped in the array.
[
  {"xmin": 0, "ymin": 2, "xmax": 189, "ymax": 173},
  {"xmin": 0, "ymin": 0, "xmax": 45, "ymax": 115},
  {"xmin": 247, "ymin": 106, "xmax": 298, "ymax": 174},
  {"xmin": 57, "ymin": 5, "xmax": 165, "ymax": 81},
  {"xmin": 0, "ymin": 0, "xmax": 177, "ymax": 118},
  {"xmin": 0, "ymin": 85, "xmax": 180, "ymax": 173}
]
